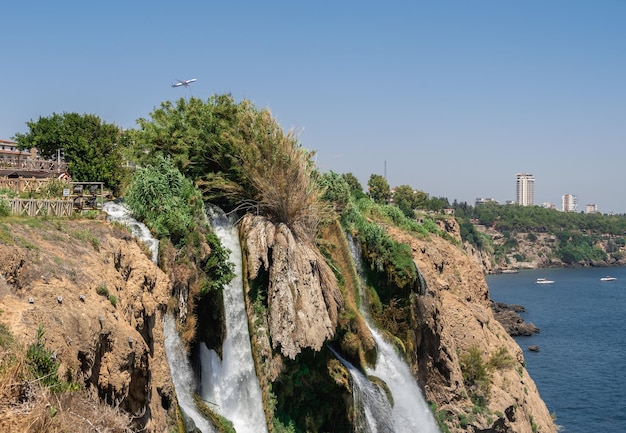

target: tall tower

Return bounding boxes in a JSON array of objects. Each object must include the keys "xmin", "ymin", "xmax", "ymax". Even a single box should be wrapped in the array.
[{"xmin": 516, "ymin": 173, "xmax": 535, "ymax": 206}]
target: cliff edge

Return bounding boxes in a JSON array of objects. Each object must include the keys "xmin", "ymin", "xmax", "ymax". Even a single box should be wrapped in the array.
[
  {"xmin": 387, "ymin": 224, "xmax": 557, "ymax": 433},
  {"xmin": 0, "ymin": 219, "xmax": 175, "ymax": 432}
]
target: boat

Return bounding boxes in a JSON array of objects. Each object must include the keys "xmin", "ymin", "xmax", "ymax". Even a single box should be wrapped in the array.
[
  {"xmin": 536, "ymin": 278, "xmax": 555, "ymax": 284},
  {"xmin": 600, "ymin": 276, "xmax": 617, "ymax": 282}
]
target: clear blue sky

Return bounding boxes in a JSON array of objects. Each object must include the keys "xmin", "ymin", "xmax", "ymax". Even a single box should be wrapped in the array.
[{"xmin": 2, "ymin": 1, "xmax": 625, "ymax": 213}]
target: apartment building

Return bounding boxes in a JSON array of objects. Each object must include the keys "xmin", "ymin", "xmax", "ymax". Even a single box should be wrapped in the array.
[{"xmin": 516, "ymin": 173, "xmax": 535, "ymax": 206}]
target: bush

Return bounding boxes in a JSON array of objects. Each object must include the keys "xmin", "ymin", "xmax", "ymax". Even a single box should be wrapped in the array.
[
  {"xmin": 0, "ymin": 199, "xmax": 10, "ymax": 217},
  {"xmin": 26, "ymin": 325, "xmax": 62, "ymax": 391}
]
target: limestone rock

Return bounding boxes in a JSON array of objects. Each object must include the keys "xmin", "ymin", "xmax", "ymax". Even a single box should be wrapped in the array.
[
  {"xmin": 240, "ymin": 214, "xmax": 342, "ymax": 359},
  {"xmin": 385, "ymin": 225, "xmax": 557, "ymax": 433}
]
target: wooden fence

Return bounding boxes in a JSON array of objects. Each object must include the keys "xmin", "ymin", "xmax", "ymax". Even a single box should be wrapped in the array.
[
  {"xmin": 0, "ymin": 157, "xmax": 67, "ymax": 173},
  {"xmin": 0, "ymin": 177, "xmax": 64, "ymax": 194},
  {"xmin": 9, "ymin": 199, "xmax": 74, "ymax": 217}
]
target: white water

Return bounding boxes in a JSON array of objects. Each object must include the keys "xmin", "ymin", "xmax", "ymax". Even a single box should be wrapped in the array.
[
  {"xmin": 164, "ymin": 316, "xmax": 217, "ymax": 433},
  {"xmin": 103, "ymin": 201, "xmax": 215, "ymax": 432},
  {"xmin": 348, "ymin": 235, "xmax": 440, "ymax": 433},
  {"xmin": 366, "ymin": 328, "xmax": 440, "ymax": 432},
  {"xmin": 102, "ymin": 201, "xmax": 159, "ymax": 264},
  {"xmin": 329, "ymin": 347, "xmax": 394, "ymax": 433},
  {"xmin": 201, "ymin": 208, "xmax": 268, "ymax": 433}
]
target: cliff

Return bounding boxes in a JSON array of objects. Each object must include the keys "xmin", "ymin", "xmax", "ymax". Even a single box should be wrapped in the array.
[
  {"xmin": 469, "ymin": 223, "xmax": 626, "ymax": 272},
  {"xmin": 385, "ymin": 224, "xmax": 557, "ymax": 432},
  {"xmin": 0, "ymin": 218, "xmax": 176, "ymax": 432}
]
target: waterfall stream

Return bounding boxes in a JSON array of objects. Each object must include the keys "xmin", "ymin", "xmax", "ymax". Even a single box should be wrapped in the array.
[
  {"xmin": 329, "ymin": 347, "xmax": 394, "ymax": 433},
  {"xmin": 103, "ymin": 201, "xmax": 216, "ymax": 432},
  {"xmin": 348, "ymin": 235, "xmax": 440, "ymax": 433},
  {"xmin": 201, "ymin": 207, "xmax": 268, "ymax": 433}
]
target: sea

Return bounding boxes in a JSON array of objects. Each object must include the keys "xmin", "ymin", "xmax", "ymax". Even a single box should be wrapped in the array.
[{"xmin": 486, "ymin": 266, "xmax": 626, "ymax": 433}]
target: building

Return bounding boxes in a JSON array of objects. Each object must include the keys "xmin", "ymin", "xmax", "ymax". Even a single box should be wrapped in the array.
[
  {"xmin": 585, "ymin": 204, "xmax": 598, "ymax": 214},
  {"xmin": 0, "ymin": 138, "xmax": 33, "ymax": 162},
  {"xmin": 516, "ymin": 173, "xmax": 535, "ymax": 206},
  {"xmin": 562, "ymin": 194, "xmax": 578, "ymax": 212},
  {"xmin": 475, "ymin": 197, "xmax": 498, "ymax": 206}
]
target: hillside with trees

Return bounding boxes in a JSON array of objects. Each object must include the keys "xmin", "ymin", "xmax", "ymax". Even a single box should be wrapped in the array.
[{"xmin": 454, "ymin": 202, "xmax": 626, "ymax": 270}]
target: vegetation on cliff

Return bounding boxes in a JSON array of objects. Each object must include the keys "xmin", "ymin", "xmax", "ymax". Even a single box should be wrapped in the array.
[
  {"xmin": 5, "ymin": 92, "xmax": 559, "ymax": 433},
  {"xmin": 455, "ymin": 201, "xmax": 626, "ymax": 268}
]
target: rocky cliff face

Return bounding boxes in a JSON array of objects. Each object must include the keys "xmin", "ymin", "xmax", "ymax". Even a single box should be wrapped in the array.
[
  {"xmin": 386, "ymin": 225, "xmax": 557, "ymax": 433},
  {"xmin": 240, "ymin": 214, "xmax": 342, "ymax": 359},
  {"xmin": 0, "ymin": 219, "xmax": 175, "ymax": 432}
]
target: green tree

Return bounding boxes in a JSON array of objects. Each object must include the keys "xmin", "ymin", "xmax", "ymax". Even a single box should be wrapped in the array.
[
  {"xmin": 341, "ymin": 172, "xmax": 363, "ymax": 195},
  {"xmin": 134, "ymin": 95, "xmax": 327, "ymax": 241},
  {"xmin": 392, "ymin": 184, "xmax": 416, "ymax": 218},
  {"xmin": 14, "ymin": 112, "xmax": 128, "ymax": 194},
  {"xmin": 367, "ymin": 174, "xmax": 390, "ymax": 205}
]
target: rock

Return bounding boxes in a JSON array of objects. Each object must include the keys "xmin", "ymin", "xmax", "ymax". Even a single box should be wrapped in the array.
[
  {"xmin": 529, "ymin": 345, "xmax": 540, "ymax": 352},
  {"xmin": 240, "ymin": 214, "xmax": 342, "ymax": 359},
  {"xmin": 491, "ymin": 301, "xmax": 540, "ymax": 336},
  {"xmin": 0, "ymin": 219, "xmax": 175, "ymax": 432}
]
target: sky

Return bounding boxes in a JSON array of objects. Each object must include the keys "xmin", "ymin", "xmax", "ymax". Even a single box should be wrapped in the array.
[{"xmin": 2, "ymin": 1, "xmax": 625, "ymax": 213}]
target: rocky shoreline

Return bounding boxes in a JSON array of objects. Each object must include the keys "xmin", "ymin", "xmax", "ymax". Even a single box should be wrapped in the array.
[{"xmin": 490, "ymin": 301, "xmax": 540, "ymax": 336}]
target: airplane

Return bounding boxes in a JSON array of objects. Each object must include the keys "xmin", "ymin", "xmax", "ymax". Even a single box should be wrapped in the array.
[{"xmin": 171, "ymin": 78, "xmax": 197, "ymax": 88}]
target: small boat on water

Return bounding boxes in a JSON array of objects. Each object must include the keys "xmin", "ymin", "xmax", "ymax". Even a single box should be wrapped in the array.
[
  {"xmin": 600, "ymin": 276, "xmax": 617, "ymax": 282},
  {"xmin": 536, "ymin": 278, "xmax": 555, "ymax": 284}
]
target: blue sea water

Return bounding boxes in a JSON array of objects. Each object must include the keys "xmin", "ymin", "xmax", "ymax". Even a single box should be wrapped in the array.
[{"xmin": 486, "ymin": 267, "xmax": 626, "ymax": 433}]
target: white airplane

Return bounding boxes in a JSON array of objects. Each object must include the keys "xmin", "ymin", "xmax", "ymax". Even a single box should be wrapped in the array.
[{"xmin": 171, "ymin": 78, "xmax": 197, "ymax": 88}]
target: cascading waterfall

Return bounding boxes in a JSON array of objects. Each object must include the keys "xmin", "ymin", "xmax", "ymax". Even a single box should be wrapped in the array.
[
  {"xmin": 103, "ymin": 201, "xmax": 216, "ymax": 432},
  {"xmin": 329, "ymin": 347, "xmax": 394, "ymax": 433},
  {"xmin": 163, "ymin": 316, "xmax": 218, "ymax": 433},
  {"xmin": 201, "ymin": 206, "xmax": 268, "ymax": 433},
  {"xmin": 102, "ymin": 201, "xmax": 159, "ymax": 263},
  {"xmin": 348, "ymin": 235, "xmax": 440, "ymax": 433}
]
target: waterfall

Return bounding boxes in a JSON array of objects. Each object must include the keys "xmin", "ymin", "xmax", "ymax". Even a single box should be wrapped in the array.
[
  {"xmin": 164, "ymin": 316, "xmax": 218, "ymax": 433},
  {"xmin": 329, "ymin": 347, "xmax": 394, "ymax": 433},
  {"xmin": 103, "ymin": 201, "xmax": 216, "ymax": 432},
  {"xmin": 201, "ymin": 206, "xmax": 268, "ymax": 433},
  {"xmin": 366, "ymin": 328, "xmax": 439, "ymax": 432},
  {"xmin": 347, "ymin": 235, "xmax": 440, "ymax": 433},
  {"xmin": 103, "ymin": 201, "xmax": 160, "ymax": 263}
]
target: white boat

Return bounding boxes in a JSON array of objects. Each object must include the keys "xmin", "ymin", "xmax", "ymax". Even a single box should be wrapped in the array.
[
  {"xmin": 536, "ymin": 278, "xmax": 555, "ymax": 284},
  {"xmin": 600, "ymin": 276, "xmax": 617, "ymax": 282}
]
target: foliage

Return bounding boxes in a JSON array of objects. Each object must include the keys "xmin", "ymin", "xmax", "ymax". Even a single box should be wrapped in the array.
[
  {"xmin": 14, "ymin": 112, "xmax": 129, "ymax": 195},
  {"xmin": 0, "ymin": 198, "xmax": 9, "ymax": 217},
  {"xmin": 392, "ymin": 184, "xmax": 418, "ymax": 218},
  {"xmin": 133, "ymin": 95, "xmax": 328, "ymax": 242},
  {"xmin": 199, "ymin": 232, "xmax": 234, "ymax": 295},
  {"xmin": 125, "ymin": 155, "xmax": 203, "ymax": 246},
  {"xmin": 26, "ymin": 325, "xmax": 62, "ymax": 391},
  {"xmin": 487, "ymin": 346, "xmax": 516, "ymax": 370},
  {"xmin": 341, "ymin": 172, "xmax": 364, "ymax": 195},
  {"xmin": 318, "ymin": 171, "xmax": 351, "ymax": 215},
  {"xmin": 467, "ymin": 201, "xmax": 626, "ymax": 235},
  {"xmin": 367, "ymin": 174, "xmax": 390, "ymax": 204}
]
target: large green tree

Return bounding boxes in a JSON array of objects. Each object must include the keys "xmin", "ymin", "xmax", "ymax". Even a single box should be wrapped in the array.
[
  {"xmin": 367, "ymin": 174, "xmax": 391, "ymax": 205},
  {"xmin": 133, "ymin": 94, "xmax": 327, "ymax": 240},
  {"xmin": 14, "ymin": 112, "xmax": 127, "ymax": 194},
  {"xmin": 392, "ymin": 184, "xmax": 417, "ymax": 218}
]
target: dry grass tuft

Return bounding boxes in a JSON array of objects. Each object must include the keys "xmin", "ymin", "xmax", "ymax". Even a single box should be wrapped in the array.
[{"xmin": 240, "ymin": 109, "xmax": 331, "ymax": 242}]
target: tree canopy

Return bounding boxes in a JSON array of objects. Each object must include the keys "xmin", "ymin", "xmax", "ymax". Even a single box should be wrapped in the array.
[
  {"xmin": 133, "ymin": 95, "xmax": 327, "ymax": 241},
  {"xmin": 14, "ymin": 112, "xmax": 127, "ymax": 194},
  {"xmin": 367, "ymin": 174, "xmax": 391, "ymax": 205}
]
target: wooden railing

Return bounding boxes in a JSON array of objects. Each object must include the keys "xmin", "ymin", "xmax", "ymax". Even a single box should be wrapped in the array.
[
  {"xmin": 0, "ymin": 177, "xmax": 66, "ymax": 194},
  {"xmin": 9, "ymin": 199, "xmax": 74, "ymax": 217},
  {"xmin": 0, "ymin": 157, "xmax": 67, "ymax": 172}
]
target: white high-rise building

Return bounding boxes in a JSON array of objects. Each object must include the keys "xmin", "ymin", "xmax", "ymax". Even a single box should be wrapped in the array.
[
  {"xmin": 562, "ymin": 194, "xmax": 578, "ymax": 212},
  {"xmin": 516, "ymin": 173, "xmax": 535, "ymax": 206}
]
